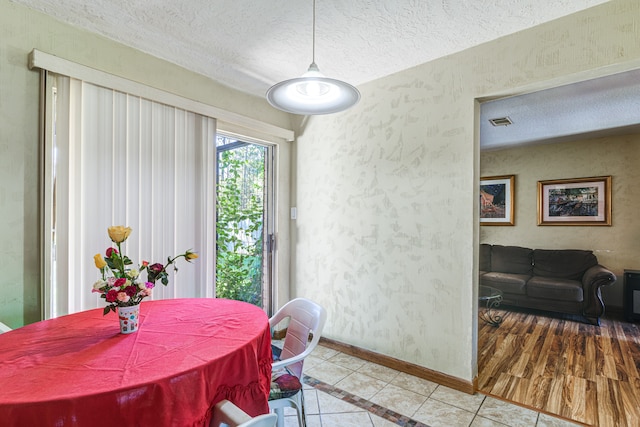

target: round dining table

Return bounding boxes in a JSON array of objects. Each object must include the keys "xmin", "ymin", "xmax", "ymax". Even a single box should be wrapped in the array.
[{"xmin": 0, "ymin": 298, "xmax": 272, "ymax": 427}]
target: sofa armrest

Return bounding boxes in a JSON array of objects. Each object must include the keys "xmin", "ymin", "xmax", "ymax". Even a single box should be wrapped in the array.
[{"xmin": 581, "ymin": 265, "xmax": 616, "ymax": 323}]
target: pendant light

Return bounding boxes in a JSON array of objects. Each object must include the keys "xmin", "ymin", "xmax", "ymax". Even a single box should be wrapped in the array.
[{"xmin": 266, "ymin": 0, "xmax": 360, "ymax": 115}]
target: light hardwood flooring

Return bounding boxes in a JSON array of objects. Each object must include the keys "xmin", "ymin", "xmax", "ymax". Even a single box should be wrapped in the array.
[{"xmin": 478, "ymin": 308, "xmax": 640, "ymax": 427}]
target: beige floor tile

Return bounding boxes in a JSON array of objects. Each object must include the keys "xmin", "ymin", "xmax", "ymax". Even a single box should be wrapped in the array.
[
  {"xmin": 305, "ymin": 360, "xmax": 353, "ymax": 385},
  {"xmin": 300, "ymin": 345, "xmax": 560, "ymax": 427},
  {"xmin": 316, "ymin": 390, "xmax": 366, "ymax": 414},
  {"xmin": 389, "ymin": 371, "xmax": 439, "ymax": 397},
  {"xmin": 430, "ymin": 385, "xmax": 486, "ymax": 412},
  {"xmin": 478, "ymin": 397, "xmax": 539, "ymax": 427},
  {"xmin": 357, "ymin": 361, "xmax": 400, "ymax": 383},
  {"xmin": 303, "ymin": 354, "xmax": 326, "ymax": 370},
  {"xmin": 305, "ymin": 414, "xmax": 322, "ymax": 427},
  {"xmin": 470, "ymin": 415, "xmax": 511, "ymax": 426},
  {"xmin": 320, "ymin": 412, "xmax": 374, "ymax": 426},
  {"xmin": 413, "ymin": 398, "xmax": 476, "ymax": 427},
  {"xmin": 303, "ymin": 388, "xmax": 320, "ymax": 414},
  {"xmin": 369, "ymin": 383, "xmax": 427, "ymax": 418},
  {"xmin": 370, "ymin": 413, "xmax": 402, "ymax": 427},
  {"xmin": 335, "ymin": 371, "xmax": 388, "ymax": 400},
  {"xmin": 312, "ymin": 345, "xmax": 340, "ymax": 360},
  {"xmin": 327, "ymin": 352, "xmax": 367, "ymax": 371},
  {"xmin": 536, "ymin": 413, "xmax": 584, "ymax": 427}
]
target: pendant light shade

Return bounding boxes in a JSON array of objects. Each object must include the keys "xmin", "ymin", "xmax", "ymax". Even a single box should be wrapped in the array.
[{"xmin": 266, "ymin": 1, "xmax": 360, "ymax": 115}]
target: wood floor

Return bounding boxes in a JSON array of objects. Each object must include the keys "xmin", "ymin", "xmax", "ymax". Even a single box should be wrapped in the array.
[{"xmin": 477, "ymin": 307, "xmax": 640, "ymax": 427}]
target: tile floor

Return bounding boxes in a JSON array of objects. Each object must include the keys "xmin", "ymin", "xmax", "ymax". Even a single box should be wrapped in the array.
[{"xmin": 282, "ymin": 344, "xmax": 584, "ymax": 427}]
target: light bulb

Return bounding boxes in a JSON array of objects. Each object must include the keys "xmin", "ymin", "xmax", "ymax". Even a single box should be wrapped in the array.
[{"xmin": 297, "ymin": 80, "xmax": 330, "ymax": 97}]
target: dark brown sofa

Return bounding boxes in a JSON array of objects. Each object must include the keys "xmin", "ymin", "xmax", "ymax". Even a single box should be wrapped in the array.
[{"xmin": 479, "ymin": 244, "xmax": 616, "ymax": 325}]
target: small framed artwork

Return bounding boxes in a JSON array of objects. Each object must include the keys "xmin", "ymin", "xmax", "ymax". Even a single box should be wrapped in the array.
[
  {"xmin": 480, "ymin": 175, "xmax": 515, "ymax": 226},
  {"xmin": 537, "ymin": 176, "xmax": 611, "ymax": 226}
]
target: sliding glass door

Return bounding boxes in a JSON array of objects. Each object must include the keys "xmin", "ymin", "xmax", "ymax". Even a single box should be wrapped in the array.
[{"xmin": 215, "ymin": 135, "xmax": 275, "ymax": 310}]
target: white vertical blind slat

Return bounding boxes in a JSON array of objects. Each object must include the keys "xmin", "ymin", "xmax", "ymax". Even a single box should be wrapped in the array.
[
  {"xmin": 51, "ymin": 76, "xmax": 73, "ymax": 317},
  {"xmin": 47, "ymin": 77, "xmax": 216, "ymax": 317}
]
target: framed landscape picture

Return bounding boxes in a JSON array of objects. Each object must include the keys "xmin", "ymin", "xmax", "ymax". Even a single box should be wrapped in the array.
[
  {"xmin": 480, "ymin": 175, "xmax": 515, "ymax": 226},
  {"xmin": 537, "ymin": 176, "xmax": 611, "ymax": 226}
]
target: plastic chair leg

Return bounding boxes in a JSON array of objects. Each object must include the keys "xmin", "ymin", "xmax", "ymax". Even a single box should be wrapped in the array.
[{"xmin": 274, "ymin": 407, "xmax": 285, "ymax": 427}]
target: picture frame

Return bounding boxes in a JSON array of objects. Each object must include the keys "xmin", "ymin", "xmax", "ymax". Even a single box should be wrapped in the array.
[
  {"xmin": 480, "ymin": 175, "xmax": 515, "ymax": 226},
  {"xmin": 537, "ymin": 176, "xmax": 611, "ymax": 226}
]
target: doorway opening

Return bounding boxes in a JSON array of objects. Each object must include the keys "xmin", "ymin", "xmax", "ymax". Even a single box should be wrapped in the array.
[{"xmin": 215, "ymin": 135, "xmax": 275, "ymax": 311}]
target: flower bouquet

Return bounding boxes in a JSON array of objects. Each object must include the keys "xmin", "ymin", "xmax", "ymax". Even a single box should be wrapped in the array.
[{"xmin": 92, "ymin": 225, "xmax": 198, "ymax": 316}]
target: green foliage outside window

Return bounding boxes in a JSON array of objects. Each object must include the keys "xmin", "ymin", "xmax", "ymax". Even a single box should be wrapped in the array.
[{"xmin": 216, "ymin": 143, "xmax": 265, "ymax": 306}]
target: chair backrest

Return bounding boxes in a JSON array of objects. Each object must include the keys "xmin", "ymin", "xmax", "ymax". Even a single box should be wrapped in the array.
[
  {"xmin": 237, "ymin": 414, "xmax": 278, "ymax": 427},
  {"xmin": 0, "ymin": 322, "xmax": 11, "ymax": 333},
  {"xmin": 269, "ymin": 298, "xmax": 327, "ymax": 379},
  {"xmin": 210, "ymin": 399, "xmax": 277, "ymax": 427}
]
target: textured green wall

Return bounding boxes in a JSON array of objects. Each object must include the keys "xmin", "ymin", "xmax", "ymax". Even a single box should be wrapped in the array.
[{"xmin": 292, "ymin": 0, "xmax": 640, "ymax": 381}]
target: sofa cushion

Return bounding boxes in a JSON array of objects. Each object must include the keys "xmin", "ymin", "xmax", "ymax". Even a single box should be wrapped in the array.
[
  {"xmin": 479, "ymin": 244, "xmax": 492, "ymax": 273},
  {"xmin": 526, "ymin": 276, "xmax": 584, "ymax": 302},
  {"xmin": 491, "ymin": 245, "xmax": 533, "ymax": 275},
  {"xmin": 533, "ymin": 249, "xmax": 597, "ymax": 280},
  {"xmin": 481, "ymin": 272, "xmax": 530, "ymax": 295}
]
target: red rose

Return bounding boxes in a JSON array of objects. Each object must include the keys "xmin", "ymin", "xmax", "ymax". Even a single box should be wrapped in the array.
[
  {"xmin": 124, "ymin": 286, "xmax": 137, "ymax": 297},
  {"xmin": 105, "ymin": 289, "xmax": 118, "ymax": 302},
  {"xmin": 114, "ymin": 278, "xmax": 127, "ymax": 288},
  {"xmin": 106, "ymin": 247, "xmax": 118, "ymax": 257},
  {"xmin": 149, "ymin": 263, "xmax": 164, "ymax": 273},
  {"xmin": 142, "ymin": 260, "xmax": 149, "ymax": 267}
]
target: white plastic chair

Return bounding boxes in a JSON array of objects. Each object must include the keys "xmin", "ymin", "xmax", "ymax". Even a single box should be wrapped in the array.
[
  {"xmin": 210, "ymin": 399, "xmax": 277, "ymax": 427},
  {"xmin": 0, "ymin": 321, "xmax": 11, "ymax": 333},
  {"xmin": 268, "ymin": 298, "xmax": 327, "ymax": 427}
]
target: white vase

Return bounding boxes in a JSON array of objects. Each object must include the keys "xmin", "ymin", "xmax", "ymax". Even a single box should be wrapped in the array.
[{"xmin": 117, "ymin": 304, "xmax": 140, "ymax": 334}]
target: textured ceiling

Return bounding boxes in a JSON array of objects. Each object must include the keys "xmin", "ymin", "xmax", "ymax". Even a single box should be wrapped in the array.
[
  {"xmin": 11, "ymin": 0, "xmax": 608, "ymax": 98},
  {"xmin": 480, "ymin": 68, "xmax": 640, "ymax": 150}
]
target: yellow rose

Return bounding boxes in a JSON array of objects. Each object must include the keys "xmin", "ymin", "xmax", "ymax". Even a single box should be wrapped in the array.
[
  {"xmin": 186, "ymin": 252, "xmax": 198, "ymax": 260},
  {"xmin": 108, "ymin": 226, "xmax": 132, "ymax": 243},
  {"xmin": 94, "ymin": 253, "xmax": 107, "ymax": 269}
]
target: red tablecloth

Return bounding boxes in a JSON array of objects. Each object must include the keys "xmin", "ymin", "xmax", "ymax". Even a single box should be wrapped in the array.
[{"xmin": 0, "ymin": 298, "xmax": 272, "ymax": 427}]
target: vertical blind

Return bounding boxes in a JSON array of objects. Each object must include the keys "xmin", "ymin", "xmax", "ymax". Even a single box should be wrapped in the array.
[{"xmin": 47, "ymin": 75, "xmax": 216, "ymax": 317}]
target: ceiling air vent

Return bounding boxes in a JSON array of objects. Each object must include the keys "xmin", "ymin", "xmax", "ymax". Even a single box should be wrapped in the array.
[{"xmin": 488, "ymin": 116, "xmax": 513, "ymax": 127}]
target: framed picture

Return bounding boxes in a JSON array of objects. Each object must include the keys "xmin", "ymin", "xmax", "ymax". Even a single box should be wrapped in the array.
[
  {"xmin": 537, "ymin": 176, "xmax": 611, "ymax": 226},
  {"xmin": 480, "ymin": 175, "xmax": 515, "ymax": 226}
]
